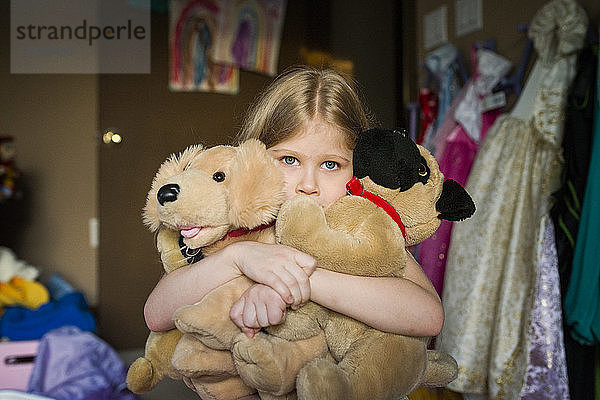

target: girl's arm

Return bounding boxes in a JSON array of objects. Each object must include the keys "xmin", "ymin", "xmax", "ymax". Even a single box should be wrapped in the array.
[
  {"xmin": 144, "ymin": 241, "xmax": 316, "ymax": 332},
  {"xmin": 309, "ymin": 250, "xmax": 443, "ymax": 337}
]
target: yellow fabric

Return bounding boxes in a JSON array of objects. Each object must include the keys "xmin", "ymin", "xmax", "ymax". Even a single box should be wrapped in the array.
[{"xmin": 0, "ymin": 276, "xmax": 49, "ymax": 312}]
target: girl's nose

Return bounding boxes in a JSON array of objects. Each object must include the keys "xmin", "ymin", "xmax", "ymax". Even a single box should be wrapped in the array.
[{"xmin": 296, "ymin": 170, "xmax": 319, "ymax": 196}]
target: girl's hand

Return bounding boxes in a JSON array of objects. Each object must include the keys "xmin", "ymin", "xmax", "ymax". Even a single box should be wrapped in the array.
[
  {"xmin": 227, "ymin": 241, "xmax": 316, "ymax": 308},
  {"xmin": 230, "ymin": 284, "xmax": 288, "ymax": 338}
]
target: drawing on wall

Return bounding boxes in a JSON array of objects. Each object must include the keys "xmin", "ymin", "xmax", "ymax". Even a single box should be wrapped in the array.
[
  {"xmin": 169, "ymin": 0, "xmax": 240, "ymax": 93},
  {"xmin": 213, "ymin": 0, "xmax": 286, "ymax": 76}
]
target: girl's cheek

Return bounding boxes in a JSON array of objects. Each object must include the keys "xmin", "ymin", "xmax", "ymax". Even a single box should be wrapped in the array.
[{"xmin": 280, "ymin": 174, "xmax": 297, "ymax": 200}]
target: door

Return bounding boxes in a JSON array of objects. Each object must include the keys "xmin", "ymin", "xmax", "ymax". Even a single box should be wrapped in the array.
[{"xmin": 97, "ymin": 7, "xmax": 308, "ymax": 349}]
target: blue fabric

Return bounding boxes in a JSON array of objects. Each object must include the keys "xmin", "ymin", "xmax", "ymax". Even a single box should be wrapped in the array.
[
  {"xmin": 0, "ymin": 292, "xmax": 96, "ymax": 340},
  {"xmin": 27, "ymin": 326, "xmax": 138, "ymax": 400},
  {"xmin": 46, "ymin": 272, "xmax": 75, "ymax": 301},
  {"xmin": 564, "ymin": 40, "xmax": 600, "ymax": 345}
]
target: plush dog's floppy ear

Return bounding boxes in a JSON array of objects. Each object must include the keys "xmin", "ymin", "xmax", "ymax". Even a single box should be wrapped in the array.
[
  {"xmin": 353, "ymin": 128, "xmax": 380, "ymax": 180},
  {"xmin": 436, "ymin": 179, "xmax": 476, "ymax": 221},
  {"xmin": 228, "ymin": 139, "xmax": 286, "ymax": 228},
  {"xmin": 354, "ymin": 128, "xmax": 429, "ymax": 191}
]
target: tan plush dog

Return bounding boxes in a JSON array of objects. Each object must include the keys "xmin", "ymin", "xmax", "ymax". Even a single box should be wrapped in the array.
[
  {"xmin": 224, "ymin": 128, "xmax": 475, "ymax": 400},
  {"xmin": 126, "ymin": 139, "xmax": 286, "ymax": 399}
]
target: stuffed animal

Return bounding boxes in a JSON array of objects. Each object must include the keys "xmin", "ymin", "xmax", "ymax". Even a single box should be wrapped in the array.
[
  {"xmin": 126, "ymin": 139, "xmax": 287, "ymax": 399},
  {"xmin": 176, "ymin": 128, "xmax": 475, "ymax": 400},
  {"xmin": 0, "ymin": 247, "xmax": 40, "ymax": 283}
]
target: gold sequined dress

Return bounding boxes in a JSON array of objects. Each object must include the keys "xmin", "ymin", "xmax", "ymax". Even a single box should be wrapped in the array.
[{"xmin": 436, "ymin": 0, "xmax": 587, "ymax": 398}]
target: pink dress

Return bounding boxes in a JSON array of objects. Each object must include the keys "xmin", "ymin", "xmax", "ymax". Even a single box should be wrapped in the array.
[{"xmin": 418, "ymin": 49, "xmax": 512, "ymax": 295}]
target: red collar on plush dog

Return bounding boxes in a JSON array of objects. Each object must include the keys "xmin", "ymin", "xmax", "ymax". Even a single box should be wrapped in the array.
[
  {"xmin": 226, "ymin": 222, "xmax": 275, "ymax": 239},
  {"xmin": 346, "ymin": 176, "xmax": 406, "ymax": 238}
]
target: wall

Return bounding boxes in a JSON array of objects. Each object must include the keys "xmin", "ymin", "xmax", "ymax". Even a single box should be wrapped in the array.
[
  {"xmin": 0, "ymin": 0, "xmax": 397, "ymax": 324},
  {"xmin": 331, "ymin": 0, "xmax": 398, "ymax": 127},
  {"xmin": 0, "ymin": 2, "xmax": 99, "ymax": 304},
  {"xmin": 95, "ymin": 0, "xmax": 398, "ymax": 349},
  {"xmin": 409, "ymin": 0, "xmax": 600, "ymax": 103}
]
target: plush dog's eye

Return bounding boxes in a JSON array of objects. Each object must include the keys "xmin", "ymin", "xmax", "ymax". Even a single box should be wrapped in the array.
[
  {"xmin": 418, "ymin": 163, "xmax": 428, "ymax": 177},
  {"xmin": 213, "ymin": 171, "xmax": 226, "ymax": 182}
]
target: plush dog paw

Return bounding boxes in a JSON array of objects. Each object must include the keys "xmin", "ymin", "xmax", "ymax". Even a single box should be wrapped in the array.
[
  {"xmin": 258, "ymin": 391, "xmax": 298, "ymax": 400},
  {"xmin": 183, "ymin": 375, "xmax": 256, "ymax": 400},
  {"xmin": 422, "ymin": 349, "xmax": 459, "ymax": 387},
  {"xmin": 126, "ymin": 357, "xmax": 159, "ymax": 394},
  {"xmin": 276, "ymin": 195, "xmax": 327, "ymax": 248},
  {"xmin": 172, "ymin": 333, "xmax": 237, "ymax": 379},
  {"xmin": 174, "ymin": 303, "xmax": 238, "ymax": 351},
  {"xmin": 233, "ymin": 332, "xmax": 295, "ymax": 395},
  {"xmin": 296, "ymin": 358, "xmax": 351, "ymax": 400}
]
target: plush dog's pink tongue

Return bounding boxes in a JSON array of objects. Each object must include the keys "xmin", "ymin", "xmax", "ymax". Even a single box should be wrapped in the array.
[{"xmin": 180, "ymin": 227, "xmax": 201, "ymax": 238}]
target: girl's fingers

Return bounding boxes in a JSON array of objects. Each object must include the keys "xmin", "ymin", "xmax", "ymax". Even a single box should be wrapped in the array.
[
  {"xmin": 242, "ymin": 301, "xmax": 259, "ymax": 329},
  {"xmin": 262, "ymin": 272, "xmax": 294, "ymax": 304},
  {"xmin": 229, "ymin": 297, "xmax": 245, "ymax": 330},
  {"xmin": 294, "ymin": 252, "xmax": 317, "ymax": 274},
  {"xmin": 255, "ymin": 301, "xmax": 270, "ymax": 327},
  {"xmin": 241, "ymin": 327, "xmax": 258, "ymax": 338},
  {"xmin": 267, "ymin": 303, "xmax": 286, "ymax": 325},
  {"xmin": 276, "ymin": 268, "xmax": 303, "ymax": 305},
  {"xmin": 284, "ymin": 264, "xmax": 311, "ymax": 306}
]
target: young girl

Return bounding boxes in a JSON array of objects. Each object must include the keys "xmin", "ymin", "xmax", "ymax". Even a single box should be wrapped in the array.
[{"xmin": 144, "ymin": 66, "xmax": 443, "ymax": 395}]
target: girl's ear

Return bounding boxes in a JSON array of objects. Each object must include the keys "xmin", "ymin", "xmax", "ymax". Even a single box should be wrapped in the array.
[{"xmin": 227, "ymin": 139, "xmax": 286, "ymax": 228}]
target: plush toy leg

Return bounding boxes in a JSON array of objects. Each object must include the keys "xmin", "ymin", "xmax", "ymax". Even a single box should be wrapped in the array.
[
  {"xmin": 174, "ymin": 334, "xmax": 255, "ymax": 400},
  {"xmin": 233, "ymin": 331, "xmax": 328, "ymax": 395},
  {"xmin": 276, "ymin": 195, "xmax": 405, "ymax": 277},
  {"xmin": 174, "ymin": 277, "xmax": 252, "ymax": 350},
  {"xmin": 258, "ymin": 391, "xmax": 298, "ymax": 400},
  {"xmin": 420, "ymin": 350, "xmax": 458, "ymax": 388},
  {"xmin": 296, "ymin": 358, "xmax": 351, "ymax": 400},
  {"xmin": 183, "ymin": 376, "xmax": 256, "ymax": 400},
  {"xmin": 297, "ymin": 332, "xmax": 427, "ymax": 400},
  {"xmin": 172, "ymin": 333, "xmax": 238, "ymax": 379},
  {"xmin": 126, "ymin": 329, "xmax": 184, "ymax": 393}
]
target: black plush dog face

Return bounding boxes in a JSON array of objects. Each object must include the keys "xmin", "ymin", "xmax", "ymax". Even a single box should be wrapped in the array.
[
  {"xmin": 354, "ymin": 128, "xmax": 431, "ymax": 192},
  {"xmin": 353, "ymin": 128, "xmax": 475, "ymax": 225}
]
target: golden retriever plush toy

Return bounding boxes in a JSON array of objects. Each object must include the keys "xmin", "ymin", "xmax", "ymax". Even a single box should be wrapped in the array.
[
  {"xmin": 126, "ymin": 139, "xmax": 287, "ymax": 399},
  {"xmin": 175, "ymin": 128, "xmax": 475, "ymax": 400}
]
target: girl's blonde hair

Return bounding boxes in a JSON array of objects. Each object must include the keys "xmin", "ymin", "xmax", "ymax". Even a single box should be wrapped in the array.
[{"xmin": 236, "ymin": 66, "xmax": 371, "ymax": 149}]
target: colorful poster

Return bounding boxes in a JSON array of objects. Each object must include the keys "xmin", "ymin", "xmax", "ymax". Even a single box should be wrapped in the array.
[
  {"xmin": 213, "ymin": 0, "xmax": 286, "ymax": 76},
  {"xmin": 169, "ymin": 0, "xmax": 239, "ymax": 93}
]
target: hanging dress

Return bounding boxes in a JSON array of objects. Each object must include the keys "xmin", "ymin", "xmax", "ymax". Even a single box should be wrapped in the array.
[
  {"xmin": 418, "ymin": 48, "xmax": 511, "ymax": 295},
  {"xmin": 436, "ymin": 0, "xmax": 587, "ymax": 398},
  {"xmin": 549, "ymin": 26, "xmax": 599, "ymax": 400},
  {"xmin": 563, "ymin": 26, "xmax": 600, "ymax": 347},
  {"xmin": 422, "ymin": 43, "xmax": 462, "ymax": 153}
]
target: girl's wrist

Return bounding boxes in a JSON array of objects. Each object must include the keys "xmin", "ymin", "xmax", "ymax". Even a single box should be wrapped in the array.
[
  {"xmin": 308, "ymin": 268, "xmax": 329, "ymax": 304},
  {"xmin": 221, "ymin": 241, "xmax": 245, "ymax": 277}
]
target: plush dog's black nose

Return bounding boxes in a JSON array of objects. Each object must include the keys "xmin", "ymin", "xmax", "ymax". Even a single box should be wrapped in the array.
[{"xmin": 157, "ymin": 184, "xmax": 180, "ymax": 206}]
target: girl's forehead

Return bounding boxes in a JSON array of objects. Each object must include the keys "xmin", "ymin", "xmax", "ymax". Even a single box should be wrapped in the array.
[{"xmin": 282, "ymin": 119, "xmax": 352, "ymax": 151}]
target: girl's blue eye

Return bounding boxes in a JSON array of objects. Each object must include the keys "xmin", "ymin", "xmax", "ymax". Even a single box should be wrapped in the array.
[
  {"xmin": 283, "ymin": 156, "xmax": 298, "ymax": 165},
  {"xmin": 322, "ymin": 161, "xmax": 338, "ymax": 170}
]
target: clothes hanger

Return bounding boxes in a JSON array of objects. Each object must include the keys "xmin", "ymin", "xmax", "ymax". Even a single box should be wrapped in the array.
[
  {"xmin": 406, "ymin": 102, "xmax": 419, "ymax": 142},
  {"xmin": 475, "ymin": 38, "xmax": 497, "ymax": 52},
  {"xmin": 453, "ymin": 50, "xmax": 469, "ymax": 85},
  {"xmin": 493, "ymin": 24, "xmax": 532, "ymax": 98},
  {"xmin": 419, "ymin": 48, "xmax": 470, "ymax": 88},
  {"xmin": 418, "ymin": 60, "xmax": 436, "ymax": 89}
]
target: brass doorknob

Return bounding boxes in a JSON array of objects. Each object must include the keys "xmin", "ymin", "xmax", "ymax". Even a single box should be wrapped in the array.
[{"xmin": 102, "ymin": 130, "xmax": 123, "ymax": 144}]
